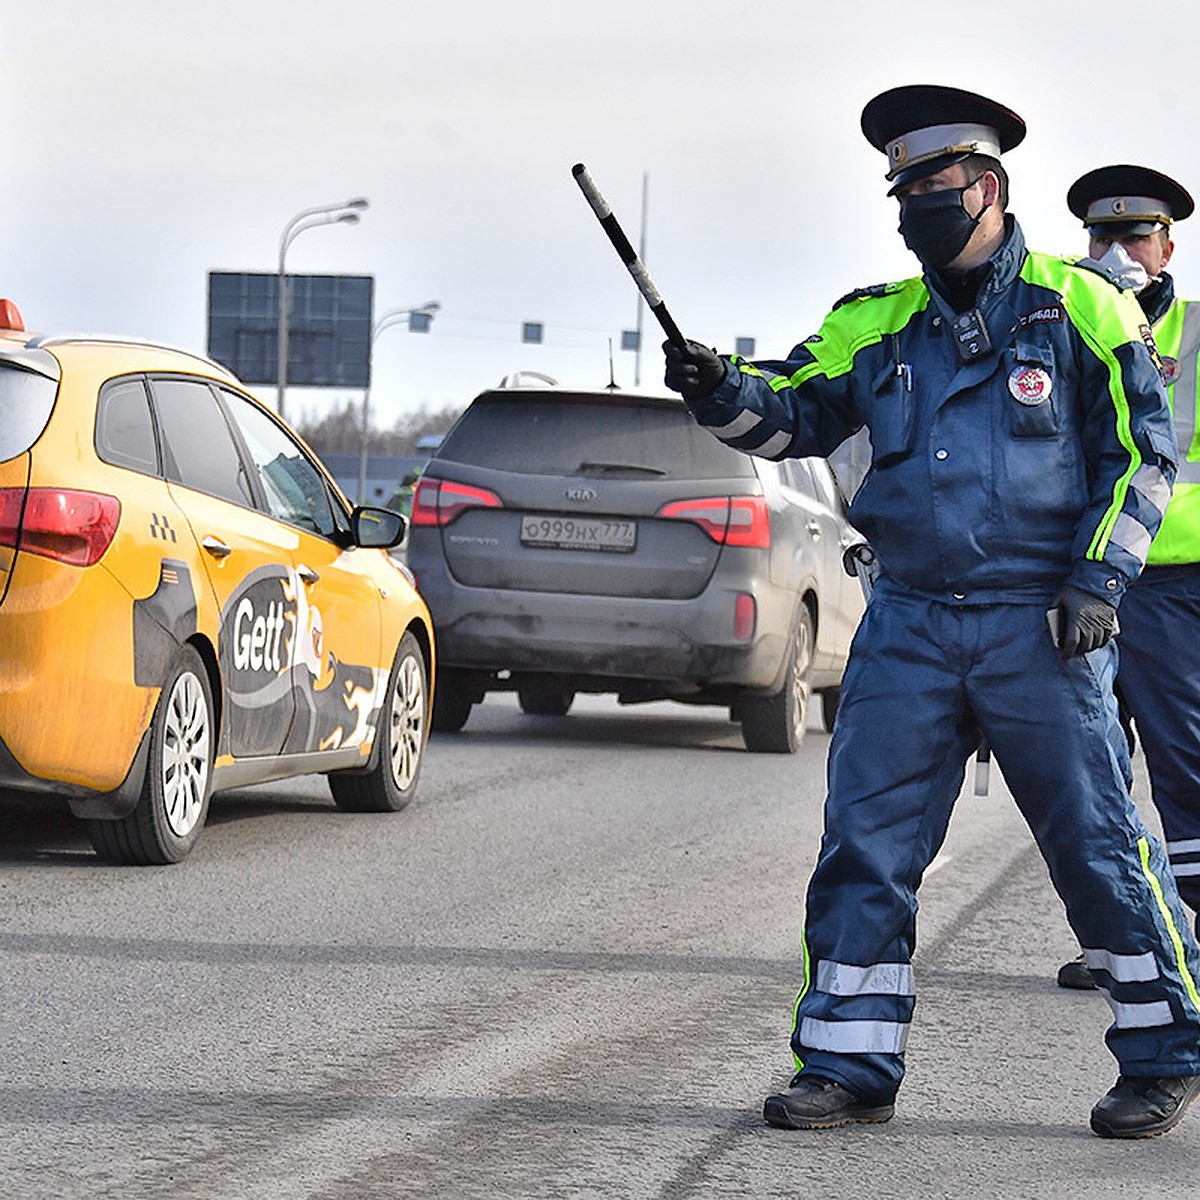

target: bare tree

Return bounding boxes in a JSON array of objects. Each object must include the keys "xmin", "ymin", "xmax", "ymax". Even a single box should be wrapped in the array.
[{"xmin": 294, "ymin": 401, "xmax": 465, "ymax": 458}]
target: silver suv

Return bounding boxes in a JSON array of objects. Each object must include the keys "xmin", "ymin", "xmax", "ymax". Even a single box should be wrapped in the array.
[{"xmin": 406, "ymin": 384, "xmax": 864, "ymax": 751}]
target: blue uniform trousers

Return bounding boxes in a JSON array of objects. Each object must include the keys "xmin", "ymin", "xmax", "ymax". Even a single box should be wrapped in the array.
[
  {"xmin": 1114, "ymin": 566, "xmax": 1200, "ymax": 913},
  {"xmin": 792, "ymin": 581, "xmax": 1200, "ymax": 1104}
]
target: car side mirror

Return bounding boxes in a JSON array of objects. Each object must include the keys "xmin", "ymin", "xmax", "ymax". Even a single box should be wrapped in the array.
[{"xmin": 350, "ymin": 505, "xmax": 406, "ymax": 549}]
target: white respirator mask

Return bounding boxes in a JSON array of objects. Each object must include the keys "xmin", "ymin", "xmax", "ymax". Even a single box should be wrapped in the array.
[{"xmin": 1079, "ymin": 240, "xmax": 1150, "ymax": 293}]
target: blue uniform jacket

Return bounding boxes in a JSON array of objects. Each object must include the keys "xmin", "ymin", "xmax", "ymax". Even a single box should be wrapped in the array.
[{"xmin": 687, "ymin": 219, "xmax": 1178, "ymax": 605}]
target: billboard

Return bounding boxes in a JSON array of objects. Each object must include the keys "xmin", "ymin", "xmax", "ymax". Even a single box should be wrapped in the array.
[{"xmin": 207, "ymin": 271, "xmax": 374, "ymax": 388}]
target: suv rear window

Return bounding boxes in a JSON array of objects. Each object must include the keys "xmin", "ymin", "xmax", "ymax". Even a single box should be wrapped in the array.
[
  {"xmin": 0, "ymin": 362, "xmax": 58, "ymax": 462},
  {"xmin": 436, "ymin": 392, "xmax": 756, "ymax": 480}
]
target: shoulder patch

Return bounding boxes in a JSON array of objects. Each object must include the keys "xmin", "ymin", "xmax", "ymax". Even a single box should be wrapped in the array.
[
  {"xmin": 832, "ymin": 282, "xmax": 891, "ymax": 311},
  {"xmin": 1019, "ymin": 305, "xmax": 1064, "ymax": 326}
]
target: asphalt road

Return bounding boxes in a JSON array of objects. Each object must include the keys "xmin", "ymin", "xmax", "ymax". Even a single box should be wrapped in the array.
[{"xmin": 1, "ymin": 694, "xmax": 1196, "ymax": 1198}]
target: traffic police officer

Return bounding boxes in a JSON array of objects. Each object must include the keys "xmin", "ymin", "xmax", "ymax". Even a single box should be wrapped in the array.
[
  {"xmin": 1056, "ymin": 165, "xmax": 1200, "ymax": 992},
  {"xmin": 663, "ymin": 85, "xmax": 1200, "ymax": 1138}
]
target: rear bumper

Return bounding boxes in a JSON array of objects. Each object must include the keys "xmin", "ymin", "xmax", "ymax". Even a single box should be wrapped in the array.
[
  {"xmin": 0, "ymin": 728, "xmax": 146, "ymax": 819},
  {"xmin": 422, "ymin": 577, "xmax": 794, "ymax": 693}
]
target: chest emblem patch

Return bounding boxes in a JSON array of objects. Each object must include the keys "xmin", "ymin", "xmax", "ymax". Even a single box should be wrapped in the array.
[
  {"xmin": 1008, "ymin": 365, "xmax": 1052, "ymax": 405},
  {"xmin": 1160, "ymin": 356, "xmax": 1180, "ymax": 386}
]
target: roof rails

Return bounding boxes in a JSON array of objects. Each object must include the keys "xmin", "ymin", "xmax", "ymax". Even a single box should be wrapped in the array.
[{"xmin": 496, "ymin": 370, "xmax": 558, "ymax": 389}]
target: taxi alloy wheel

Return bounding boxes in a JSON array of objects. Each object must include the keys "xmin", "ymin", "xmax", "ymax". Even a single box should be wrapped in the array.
[
  {"xmin": 160, "ymin": 668, "xmax": 212, "ymax": 840},
  {"xmin": 86, "ymin": 645, "xmax": 214, "ymax": 865},
  {"xmin": 739, "ymin": 605, "xmax": 814, "ymax": 754},
  {"xmin": 329, "ymin": 631, "xmax": 427, "ymax": 813},
  {"xmin": 390, "ymin": 641, "xmax": 427, "ymax": 793}
]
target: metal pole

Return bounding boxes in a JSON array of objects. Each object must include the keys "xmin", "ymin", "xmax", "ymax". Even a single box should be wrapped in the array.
[
  {"xmin": 634, "ymin": 171, "xmax": 648, "ymax": 387},
  {"xmin": 357, "ymin": 383, "xmax": 373, "ymax": 504},
  {"xmin": 356, "ymin": 303, "xmax": 439, "ymax": 505},
  {"xmin": 274, "ymin": 198, "xmax": 370, "ymax": 420},
  {"xmin": 276, "ymin": 250, "xmax": 290, "ymax": 419}
]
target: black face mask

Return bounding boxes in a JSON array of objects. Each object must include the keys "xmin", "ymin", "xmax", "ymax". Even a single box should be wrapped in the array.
[{"xmin": 898, "ymin": 176, "xmax": 985, "ymax": 269}]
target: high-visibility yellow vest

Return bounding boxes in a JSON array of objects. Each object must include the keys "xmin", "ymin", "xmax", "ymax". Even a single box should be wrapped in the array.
[{"xmin": 1149, "ymin": 295, "xmax": 1200, "ymax": 564}]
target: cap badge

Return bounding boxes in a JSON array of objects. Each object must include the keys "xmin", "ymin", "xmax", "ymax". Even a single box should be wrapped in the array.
[
  {"xmin": 1008, "ymin": 365, "xmax": 1052, "ymax": 405},
  {"xmin": 1111, "ymin": 198, "xmax": 1127, "ymax": 215},
  {"xmin": 890, "ymin": 140, "xmax": 907, "ymax": 165}
]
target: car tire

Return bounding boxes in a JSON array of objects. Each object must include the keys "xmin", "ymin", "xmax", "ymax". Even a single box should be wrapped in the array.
[
  {"xmin": 329, "ymin": 631, "xmax": 427, "ymax": 813},
  {"xmin": 86, "ymin": 644, "xmax": 214, "ymax": 865},
  {"xmin": 517, "ymin": 683, "xmax": 575, "ymax": 717},
  {"xmin": 740, "ymin": 605, "xmax": 814, "ymax": 754},
  {"xmin": 820, "ymin": 686, "xmax": 840, "ymax": 732},
  {"xmin": 430, "ymin": 672, "xmax": 474, "ymax": 733}
]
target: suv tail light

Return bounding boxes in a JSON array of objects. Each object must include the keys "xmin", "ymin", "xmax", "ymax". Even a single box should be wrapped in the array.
[
  {"xmin": 0, "ymin": 488, "xmax": 121, "ymax": 567},
  {"xmin": 410, "ymin": 478, "xmax": 503, "ymax": 527},
  {"xmin": 657, "ymin": 495, "xmax": 770, "ymax": 548}
]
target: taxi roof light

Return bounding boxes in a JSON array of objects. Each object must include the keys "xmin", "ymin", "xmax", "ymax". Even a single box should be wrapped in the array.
[{"xmin": 0, "ymin": 299, "xmax": 25, "ymax": 331}]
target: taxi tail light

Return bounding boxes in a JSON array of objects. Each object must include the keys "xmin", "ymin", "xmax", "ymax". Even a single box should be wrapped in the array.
[
  {"xmin": 410, "ymin": 478, "xmax": 503, "ymax": 527},
  {"xmin": 657, "ymin": 495, "xmax": 770, "ymax": 548},
  {"xmin": 0, "ymin": 488, "xmax": 121, "ymax": 567}
]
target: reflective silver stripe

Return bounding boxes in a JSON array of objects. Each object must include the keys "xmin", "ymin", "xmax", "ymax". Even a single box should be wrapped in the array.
[
  {"xmin": 1100, "ymin": 994, "xmax": 1174, "ymax": 1029},
  {"xmin": 709, "ymin": 409, "xmax": 762, "ymax": 438},
  {"xmin": 1083, "ymin": 947, "xmax": 1159, "ymax": 982},
  {"xmin": 1171, "ymin": 301, "xmax": 1200, "ymax": 483},
  {"xmin": 1168, "ymin": 837, "xmax": 1200, "ymax": 855},
  {"xmin": 815, "ymin": 961, "xmax": 915, "ymax": 997},
  {"xmin": 1130, "ymin": 463, "xmax": 1172, "ymax": 516},
  {"xmin": 1172, "ymin": 862, "xmax": 1200, "ymax": 877},
  {"xmin": 1110, "ymin": 512, "xmax": 1153, "ymax": 561},
  {"xmin": 799, "ymin": 1017, "xmax": 909, "ymax": 1055},
  {"xmin": 755, "ymin": 430, "xmax": 793, "ymax": 459}
]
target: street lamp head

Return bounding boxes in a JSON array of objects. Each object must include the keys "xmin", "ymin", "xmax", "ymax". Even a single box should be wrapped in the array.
[
  {"xmin": 337, "ymin": 212, "xmax": 361, "ymax": 226},
  {"xmin": 344, "ymin": 197, "xmax": 370, "ymax": 211}
]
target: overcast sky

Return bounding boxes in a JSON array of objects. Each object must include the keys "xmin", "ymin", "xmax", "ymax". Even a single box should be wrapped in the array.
[{"xmin": 6, "ymin": 0, "xmax": 1199, "ymax": 429}]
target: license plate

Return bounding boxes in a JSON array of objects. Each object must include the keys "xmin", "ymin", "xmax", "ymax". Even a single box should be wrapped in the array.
[{"xmin": 519, "ymin": 514, "xmax": 636, "ymax": 552}]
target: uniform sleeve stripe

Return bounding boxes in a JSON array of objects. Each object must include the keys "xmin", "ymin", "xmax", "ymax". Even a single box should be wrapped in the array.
[
  {"xmin": 709, "ymin": 410, "xmax": 763, "ymax": 438},
  {"xmin": 755, "ymin": 430, "xmax": 794, "ymax": 459},
  {"xmin": 1110, "ymin": 513, "xmax": 1153, "ymax": 562},
  {"xmin": 1130, "ymin": 463, "xmax": 1172, "ymax": 515}
]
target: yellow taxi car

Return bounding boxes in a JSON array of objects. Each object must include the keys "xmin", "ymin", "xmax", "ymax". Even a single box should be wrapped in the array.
[{"xmin": 0, "ymin": 301, "xmax": 435, "ymax": 865}]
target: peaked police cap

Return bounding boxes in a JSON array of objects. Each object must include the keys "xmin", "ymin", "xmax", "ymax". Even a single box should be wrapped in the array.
[
  {"xmin": 860, "ymin": 84, "xmax": 1026, "ymax": 192},
  {"xmin": 1067, "ymin": 164, "xmax": 1194, "ymax": 235}
]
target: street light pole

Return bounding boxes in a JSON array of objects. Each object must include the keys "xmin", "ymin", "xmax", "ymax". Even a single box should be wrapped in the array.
[
  {"xmin": 357, "ymin": 302, "xmax": 440, "ymax": 504},
  {"xmin": 276, "ymin": 196, "xmax": 369, "ymax": 420}
]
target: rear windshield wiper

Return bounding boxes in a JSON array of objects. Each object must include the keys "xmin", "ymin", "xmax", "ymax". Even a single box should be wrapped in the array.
[{"xmin": 577, "ymin": 461, "xmax": 667, "ymax": 478}]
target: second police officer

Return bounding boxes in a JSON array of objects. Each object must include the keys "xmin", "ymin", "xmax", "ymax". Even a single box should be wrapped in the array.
[
  {"xmin": 1056, "ymin": 165, "xmax": 1200, "ymax": 991},
  {"xmin": 663, "ymin": 85, "xmax": 1200, "ymax": 1138}
]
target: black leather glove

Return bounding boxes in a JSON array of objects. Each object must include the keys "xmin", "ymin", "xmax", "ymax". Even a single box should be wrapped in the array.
[
  {"xmin": 663, "ymin": 340, "xmax": 727, "ymax": 400},
  {"xmin": 1053, "ymin": 584, "xmax": 1119, "ymax": 658}
]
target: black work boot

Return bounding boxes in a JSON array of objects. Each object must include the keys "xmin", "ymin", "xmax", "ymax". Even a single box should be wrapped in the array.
[
  {"xmin": 1090, "ymin": 1074, "xmax": 1200, "ymax": 1138},
  {"xmin": 1056, "ymin": 952, "xmax": 1097, "ymax": 991},
  {"xmin": 763, "ymin": 1073, "xmax": 895, "ymax": 1130}
]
